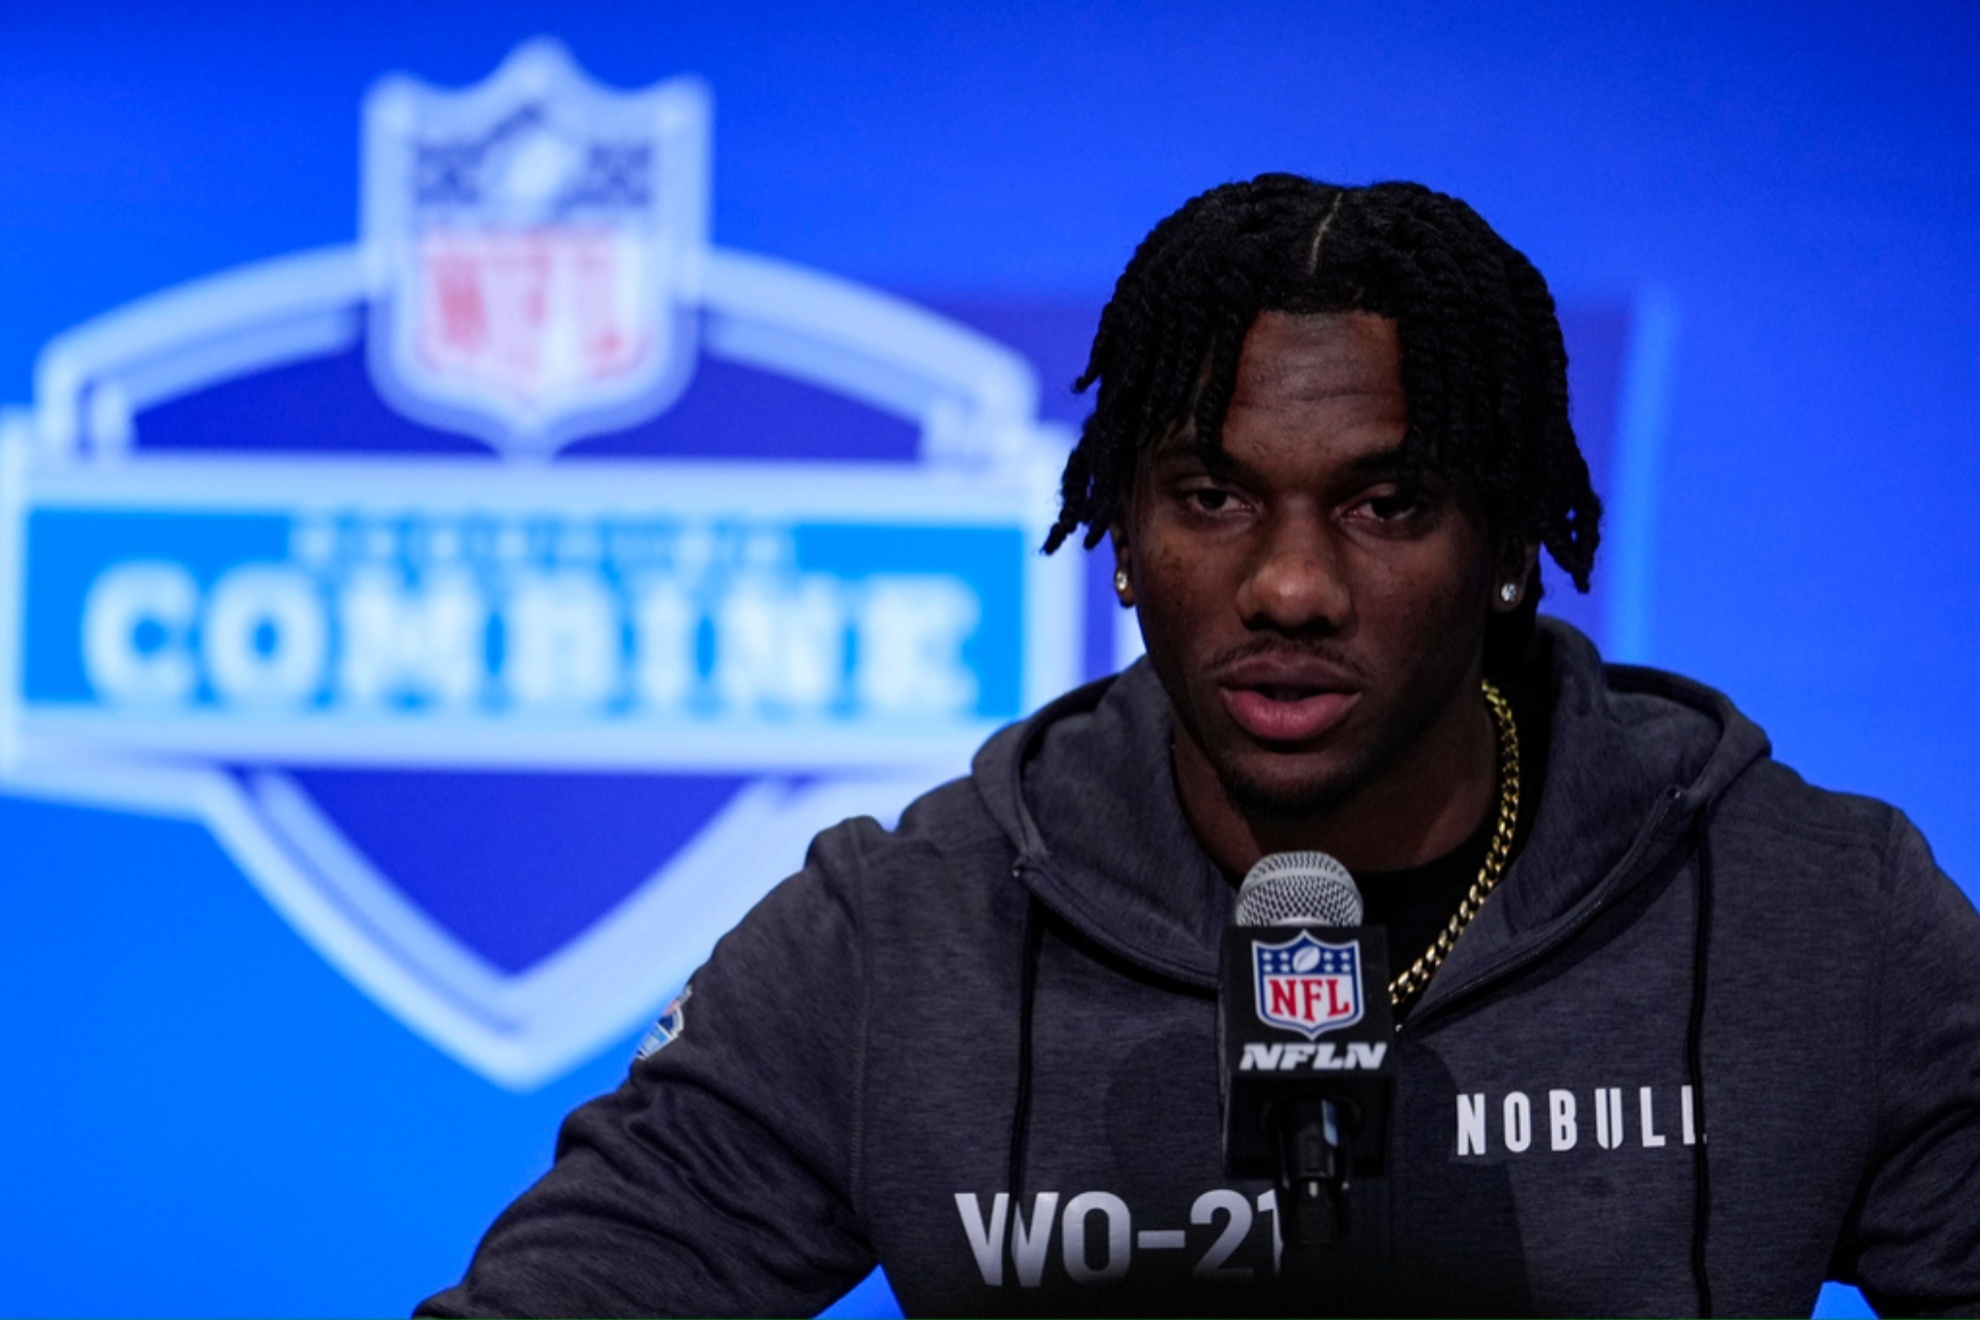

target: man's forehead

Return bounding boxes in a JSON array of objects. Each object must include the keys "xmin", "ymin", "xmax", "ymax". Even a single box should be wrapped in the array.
[
  {"xmin": 1143, "ymin": 430, "xmax": 1424, "ymax": 486},
  {"xmin": 1232, "ymin": 309, "xmax": 1404, "ymax": 398},
  {"xmin": 1141, "ymin": 312, "xmax": 1411, "ymax": 463}
]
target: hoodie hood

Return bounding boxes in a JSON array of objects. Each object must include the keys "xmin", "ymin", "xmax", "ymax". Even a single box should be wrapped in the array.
[{"xmin": 970, "ymin": 619, "xmax": 1774, "ymax": 1002}]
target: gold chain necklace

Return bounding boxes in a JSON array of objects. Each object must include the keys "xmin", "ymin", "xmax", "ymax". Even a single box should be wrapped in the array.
[{"xmin": 1388, "ymin": 678, "xmax": 1520, "ymax": 1007}]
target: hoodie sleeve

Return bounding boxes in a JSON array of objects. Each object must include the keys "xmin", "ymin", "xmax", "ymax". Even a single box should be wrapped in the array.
[
  {"xmin": 416, "ymin": 819, "xmax": 883, "ymax": 1319},
  {"xmin": 1831, "ymin": 812, "xmax": 1980, "ymax": 1317}
]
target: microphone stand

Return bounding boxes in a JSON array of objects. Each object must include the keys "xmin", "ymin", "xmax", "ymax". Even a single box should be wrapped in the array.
[{"xmin": 1276, "ymin": 1097, "xmax": 1353, "ymax": 1276}]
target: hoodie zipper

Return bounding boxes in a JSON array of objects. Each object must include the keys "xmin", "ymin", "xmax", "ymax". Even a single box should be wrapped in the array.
[{"xmin": 1399, "ymin": 785, "xmax": 1688, "ymax": 1034}]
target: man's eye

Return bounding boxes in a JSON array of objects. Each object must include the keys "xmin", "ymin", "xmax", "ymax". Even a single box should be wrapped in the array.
[
  {"xmin": 1363, "ymin": 492, "xmax": 1424, "ymax": 522},
  {"xmin": 1187, "ymin": 487, "xmax": 1235, "ymax": 513}
]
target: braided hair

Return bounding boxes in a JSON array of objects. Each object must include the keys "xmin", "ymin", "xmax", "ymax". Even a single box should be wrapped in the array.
[{"xmin": 1046, "ymin": 176, "xmax": 1601, "ymax": 652}]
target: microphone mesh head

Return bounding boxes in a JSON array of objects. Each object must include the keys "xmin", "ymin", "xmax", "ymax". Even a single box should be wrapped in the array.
[{"xmin": 1235, "ymin": 851, "xmax": 1364, "ymax": 926}]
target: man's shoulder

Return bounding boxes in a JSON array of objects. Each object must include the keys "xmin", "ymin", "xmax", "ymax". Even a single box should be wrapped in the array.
[
  {"xmin": 801, "ymin": 773, "xmax": 1013, "ymax": 880},
  {"xmin": 1715, "ymin": 756, "xmax": 1903, "ymax": 849},
  {"xmin": 1715, "ymin": 760, "xmax": 1973, "ymax": 931},
  {"xmin": 793, "ymin": 663, "xmax": 1166, "ymax": 916},
  {"xmin": 1535, "ymin": 622, "xmax": 1943, "ymax": 900},
  {"xmin": 893, "ymin": 772, "xmax": 1017, "ymax": 863}
]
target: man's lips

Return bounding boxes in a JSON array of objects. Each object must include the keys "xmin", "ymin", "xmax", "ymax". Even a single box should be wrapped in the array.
[
  {"xmin": 1210, "ymin": 654, "xmax": 1363, "ymax": 742},
  {"xmin": 1219, "ymin": 686, "xmax": 1361, "ymax": 742}
]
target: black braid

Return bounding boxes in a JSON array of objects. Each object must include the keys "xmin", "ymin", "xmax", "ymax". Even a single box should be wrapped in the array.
[{"xmin": 1046, "ymin": 176, "xmax": 1602, "ymax": 670}]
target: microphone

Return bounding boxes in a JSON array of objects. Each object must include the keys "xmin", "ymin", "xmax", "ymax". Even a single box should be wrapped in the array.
[{"xmin": 1221, "ymin": 852, "xmax": 1396, "ymax": 1259}]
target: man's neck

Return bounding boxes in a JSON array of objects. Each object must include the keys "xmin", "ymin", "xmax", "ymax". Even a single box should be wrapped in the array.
[{"xmin": 1173, "ymin": 677, "xmax": 1499, "ymax": 878}]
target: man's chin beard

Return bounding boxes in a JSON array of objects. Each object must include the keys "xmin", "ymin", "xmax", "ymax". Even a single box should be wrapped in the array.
[{"xmin": 1214, "ymin": 756, "xmax": 1360, "ymax": 823}]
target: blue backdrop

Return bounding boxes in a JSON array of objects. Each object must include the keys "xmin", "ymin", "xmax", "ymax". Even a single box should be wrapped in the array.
[{"xmin": 3, "ymin": 4, "xmax": 1977, "ymax": 1316}]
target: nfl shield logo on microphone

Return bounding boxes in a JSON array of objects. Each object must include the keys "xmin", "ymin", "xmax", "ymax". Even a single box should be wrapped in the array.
[{"xmin": 1253, "ymin": 932, "xmax": 1365, "ymax": 1038}]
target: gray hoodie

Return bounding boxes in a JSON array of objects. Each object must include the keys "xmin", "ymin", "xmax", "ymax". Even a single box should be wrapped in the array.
[{"xmin": 421, "ymin": 621, "xmax": 1980, "ymax": 1317}]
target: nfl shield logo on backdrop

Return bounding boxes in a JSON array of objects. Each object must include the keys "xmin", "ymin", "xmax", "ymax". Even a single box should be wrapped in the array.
[
  {"xmin": 363, "ymin": 39, "xmax": 709, "ymax": 453},
  {"xmin": 1, "ymin": 37, "xmax": 1077, "ymax": 1095},
  {"xmin": 1254, "ymin": 932, "xmax": 1364, "ymax": 1038}
]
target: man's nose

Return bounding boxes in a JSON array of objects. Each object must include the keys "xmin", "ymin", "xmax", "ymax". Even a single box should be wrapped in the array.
[{"xmin": 1235, "ymin": 516, "xmax": 1352, "ymax": 632}]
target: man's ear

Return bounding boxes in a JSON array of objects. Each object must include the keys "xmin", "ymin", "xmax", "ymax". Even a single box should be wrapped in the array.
[
  {"xmin": 1492, "ymin": 539, "xmax": 1541, "ymax": 613},
  {"xmin": 1109, "ymin": 524, "xmax": 1136, "ymax": 609}
]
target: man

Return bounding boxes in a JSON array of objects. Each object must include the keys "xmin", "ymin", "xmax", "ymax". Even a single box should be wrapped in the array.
[{"xmin": 421, "ymin": 177, "xmax": 1980, "ymax": 1316}]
